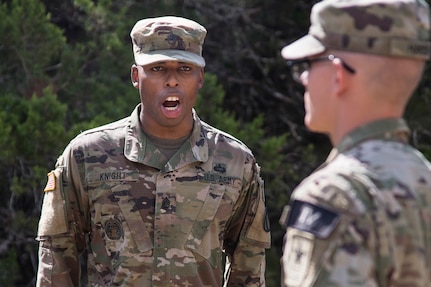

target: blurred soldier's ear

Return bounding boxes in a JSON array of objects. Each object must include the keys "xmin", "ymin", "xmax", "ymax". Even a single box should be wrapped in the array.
[{"xmin": 131, "ymin": 64, "xmax": 139, "ymax": 89}]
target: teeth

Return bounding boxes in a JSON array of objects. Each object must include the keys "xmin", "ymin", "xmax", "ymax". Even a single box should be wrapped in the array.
[{"xmin": 163, "ymin": 96, "xmax": 180, "ymax": 110}]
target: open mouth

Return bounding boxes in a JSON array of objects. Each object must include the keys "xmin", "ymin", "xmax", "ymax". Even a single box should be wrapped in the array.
[{"xmin": 162, "ymin": 96, "xmax": 180, "ymax": 111}]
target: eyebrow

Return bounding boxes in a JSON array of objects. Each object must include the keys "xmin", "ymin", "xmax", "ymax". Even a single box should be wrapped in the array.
[
  {"xmin": 152, "ymin": 61, "xmax": 190, "ymax": 65},
  {"xmin": 145, "ymin": 61, "xmax": 196, "ymax": 68}
]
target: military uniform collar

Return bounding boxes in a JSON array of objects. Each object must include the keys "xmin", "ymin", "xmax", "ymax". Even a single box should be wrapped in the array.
[
  {"xmin": 124, "ymin": 104, "xmax": 209, "ymax": 170},
  {"xmin": 325, "ymin": 118, "xmax": 410, "ymax": 163}
]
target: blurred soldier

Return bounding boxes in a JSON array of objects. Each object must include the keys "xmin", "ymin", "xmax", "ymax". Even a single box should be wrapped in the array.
[
  {"xmin": 279, "ymin": 0, "xmax": 431, "ymax": 286},
  {"xmin": 36, "ymin": 16, "xmax": 270, "ymax": 286}
]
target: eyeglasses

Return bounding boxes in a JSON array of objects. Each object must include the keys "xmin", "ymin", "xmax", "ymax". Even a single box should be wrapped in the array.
[{"xmin": 287, "ymin": 54, "xmax": 356, "ymax": 83}]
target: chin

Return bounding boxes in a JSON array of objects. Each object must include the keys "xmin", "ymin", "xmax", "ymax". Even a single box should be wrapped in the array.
[{"xmin": 305, "ymin": 119, "xmax": 324, "ymax": 134}]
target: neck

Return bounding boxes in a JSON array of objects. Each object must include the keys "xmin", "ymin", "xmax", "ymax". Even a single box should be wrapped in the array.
[
  {"xmin": 139, "ymin": 115, "xmax": 194, "ymax": 140},
  {"xmin": 331, "ymin": 107, "xmax": 403, "ymax": 146}
]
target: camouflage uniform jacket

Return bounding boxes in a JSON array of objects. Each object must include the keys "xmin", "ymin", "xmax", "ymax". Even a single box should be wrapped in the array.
[
  {"xmin": 36, "ymin": 104, "xmax": 271, "ymax": 287},
  {"xmin": 281, "ymin": 118, "xmax": 431, "ymax": 287}
]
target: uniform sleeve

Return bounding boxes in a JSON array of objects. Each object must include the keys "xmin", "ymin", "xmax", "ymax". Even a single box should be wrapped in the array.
[
  {"xmin": 36, "ymin": 145, "xmax": 88, "ymax": 287},
  {"xmin": 224, "ymin": 162, "xmax": 271, "ymax": 287},
  {"xmin": 280, "ymin": 171, "xmax": 390, "ymax": 287}
]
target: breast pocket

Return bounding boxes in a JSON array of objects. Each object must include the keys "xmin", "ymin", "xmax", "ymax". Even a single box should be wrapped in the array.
[{"xmin": 90, "ymin": 180, "xmax": 153, "ymax": 266}]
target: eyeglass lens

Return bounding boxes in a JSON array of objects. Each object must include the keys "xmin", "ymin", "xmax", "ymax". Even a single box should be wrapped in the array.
[
  {"xmin": 288, "ymin": 55, "xmax": 355, "ymax": 83},
  {"xmin": 291, "ymin": 61, "xmax": 309, "ymax": 82}
]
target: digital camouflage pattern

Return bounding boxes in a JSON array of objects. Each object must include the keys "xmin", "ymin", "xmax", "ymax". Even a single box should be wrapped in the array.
[
  {"xmin": 131, "ymin": 16, "xmax": 207, "ymax": 67},
  {"xmin": 281, "ymin": 0, "xmax": 431, "ymax": 60},
  {"xmin": 36, "ymin": 104, "xmax": 270, "ymax": 286},
  {"xmin": 280, "ymin": 118, "xmax": 431, "ymax": 287}
]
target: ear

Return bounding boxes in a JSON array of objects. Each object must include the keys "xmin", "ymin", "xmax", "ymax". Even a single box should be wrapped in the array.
[
  {"xmin": 131, "ymin": 64, "xmax": 140, "ymax": 89},
  {"xmin": 198, "ymin": 68, "xmax": 204, "ymax": 89},
  {"xmin": 332, "ymin": 58, "xmax": 350, "ymax": 97}
]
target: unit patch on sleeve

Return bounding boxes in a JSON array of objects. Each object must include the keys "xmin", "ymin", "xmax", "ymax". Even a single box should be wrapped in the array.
[{"xmin": 282, "ymin": 230, "xmax": 314, "ymax": 287}]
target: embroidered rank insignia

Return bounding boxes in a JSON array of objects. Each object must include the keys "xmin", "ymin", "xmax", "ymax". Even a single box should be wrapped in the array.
[{"xmin": 44, "ymin": 171, "xmax": 56, "ymax": 192}]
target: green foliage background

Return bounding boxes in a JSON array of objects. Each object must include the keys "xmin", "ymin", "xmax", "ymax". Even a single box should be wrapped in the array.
[{"xmin": 0, "ymin": 0, "xmax": 430, "ymax": 286}]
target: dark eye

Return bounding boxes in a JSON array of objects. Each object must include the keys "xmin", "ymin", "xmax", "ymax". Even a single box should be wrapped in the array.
[
  {"xmin": 179, "ymin": 65, "xmax": 192, "ymax": 72},
  {"xmin": 151, "ymin": 66, "xmax": 163, "ymax": 72}
]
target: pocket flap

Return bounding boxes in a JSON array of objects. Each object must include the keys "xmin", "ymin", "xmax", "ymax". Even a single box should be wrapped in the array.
[{"xmin": 111, "ymin": 184, "xmax": 153, "ymax": 252}]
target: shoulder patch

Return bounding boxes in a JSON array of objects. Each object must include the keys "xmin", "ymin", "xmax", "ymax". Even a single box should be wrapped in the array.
[
  {"xmin": 286, "ymin": 200, "xmax": 339, "ymax": 239},
  {"xmin": 282, "ymin": 230, "xmax": 314, "ymax": 287},
  {"xmin": 38, "ymin": 169, "xmax": 68, "ymax": 237}
]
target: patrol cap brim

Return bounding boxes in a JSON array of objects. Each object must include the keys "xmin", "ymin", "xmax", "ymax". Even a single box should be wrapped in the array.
[
  {"xmin": 281, "ymin": 0, "xmax": 431, "ymax": 61},
  {"xmin": 134, "ymin": 49, "xmax": 206, "ymax": 67},
  {"xmin": 281, "ymin": 34, "xmax": 327, "ymax": 60}
]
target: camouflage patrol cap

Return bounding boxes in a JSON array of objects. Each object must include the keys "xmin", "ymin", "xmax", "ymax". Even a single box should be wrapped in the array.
[
  {"xmin": 130, "ymin": 16, "xmax": 206, "ymax": 67},
  {"xmin": 281, "ymin": 0, "xmax": 431, "ymax": 60}
]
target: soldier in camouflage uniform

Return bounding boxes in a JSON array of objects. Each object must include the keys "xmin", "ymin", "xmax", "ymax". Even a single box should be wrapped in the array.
[
  {"xmin": 36, "ymin": 16, "xmax": 270, "ymax": 286},
  {"xmin": 279, "ymin": 0, "xmax": 431, "ymax": 286}
]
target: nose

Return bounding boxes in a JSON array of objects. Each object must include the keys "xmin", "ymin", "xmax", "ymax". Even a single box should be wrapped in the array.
[
  {"xmin": 300, "ymin": 70, "xmax": 309, "ymax": 85},
  {"xmin": 165, "ymin": 70, "xmax": 179, "ymax": 87}
]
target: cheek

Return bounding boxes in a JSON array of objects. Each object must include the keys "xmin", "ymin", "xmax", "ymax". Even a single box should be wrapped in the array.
[
  {"xmin": 307, "ymin": 91, "xmax": 329, "ymax": 116},
  {"xmin": 139, "ymin": 78, "xmax": 159, "ymax": 94},
  {"xmin": 307, "ymin": 77, "xmax": 331, "ymax": 107},
  {"xmin": 183, "ymin": 81, "xmax": 201, "ymax": 103},
  {"xmin": 304, "ymin": 88, "xmax": 321, "ymax": 112},
  {"xmin": 304, "ymin": 90, "xmax": 326, "ymax": 124},
  {"xmin": 185, "ymin": 93, "xmax": 198, "ymax": 110}
]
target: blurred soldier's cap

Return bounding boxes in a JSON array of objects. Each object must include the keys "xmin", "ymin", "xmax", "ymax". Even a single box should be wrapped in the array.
[
  {"xmin": 131, "ymin": 16, "xmax": 206, "ymax": 67},
  {"xmin": 281, "ymin": 0, "xmax": 431, "ymax": 60}
]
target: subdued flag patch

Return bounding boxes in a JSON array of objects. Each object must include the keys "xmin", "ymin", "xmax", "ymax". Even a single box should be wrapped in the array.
[{"xmin": 44, "ymin": 171, "xmax": 56, "ymax": 192}]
